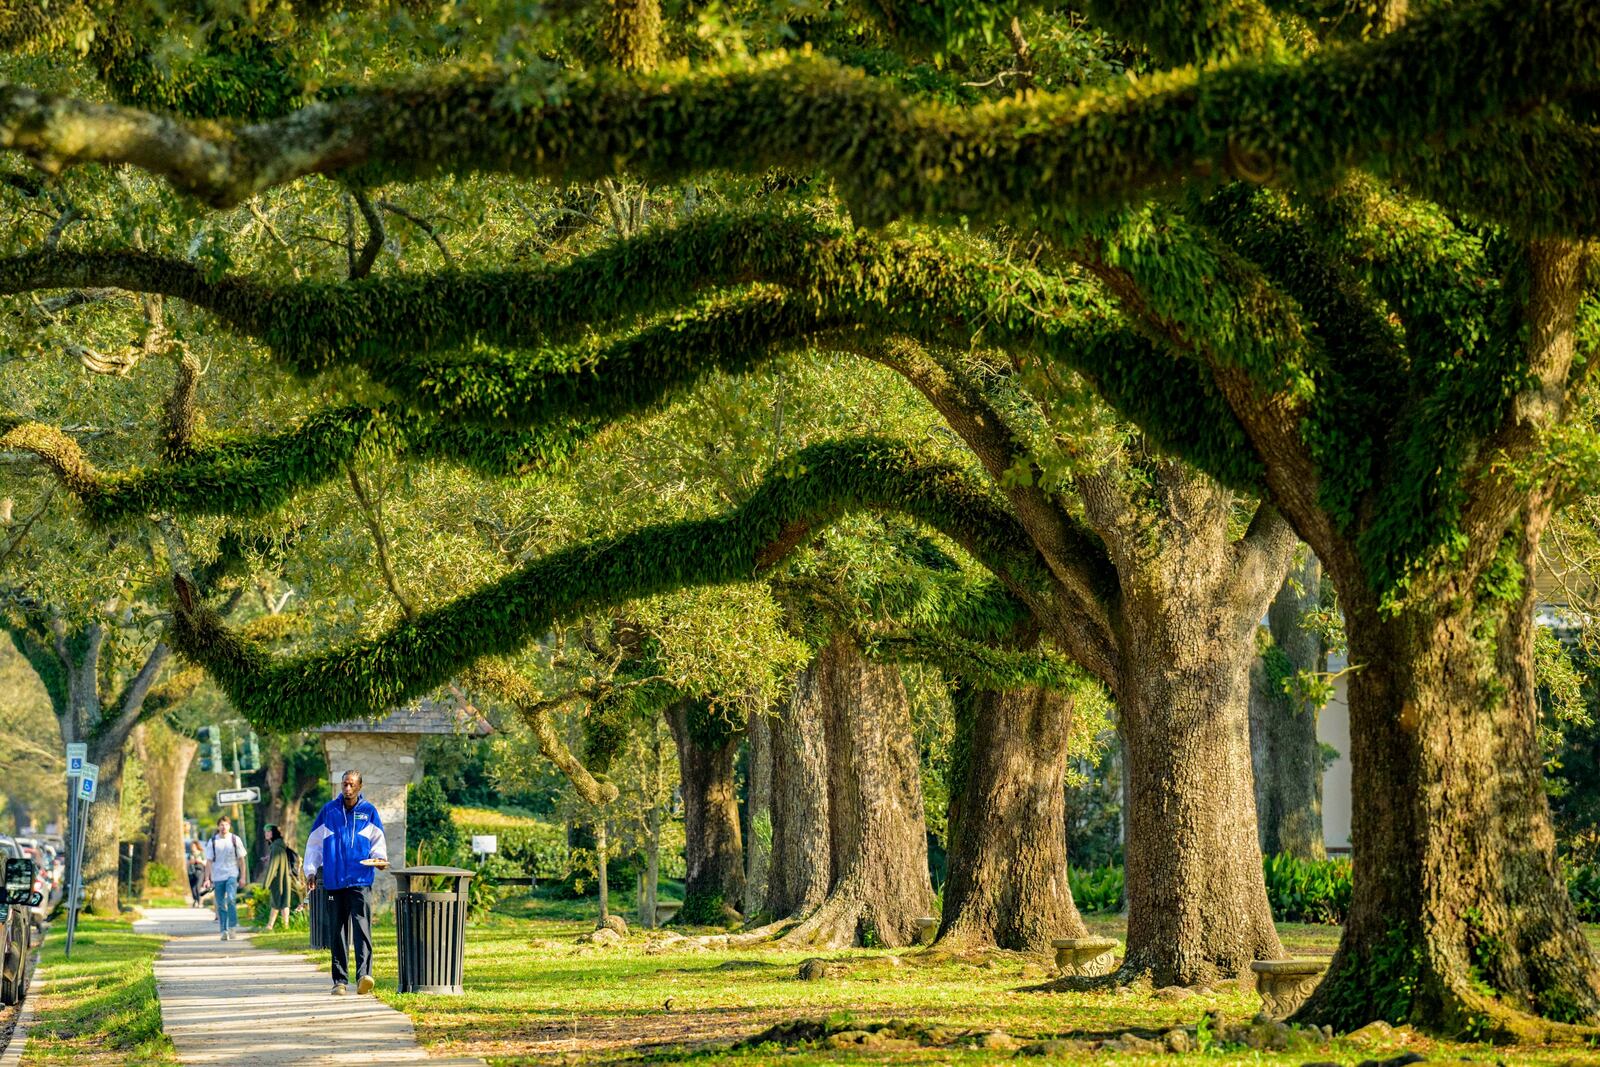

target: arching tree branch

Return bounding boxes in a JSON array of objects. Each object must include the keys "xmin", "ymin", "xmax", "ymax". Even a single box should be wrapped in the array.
[
  {"xmin": 169, "ymin": 437, "xmax": 1060, "ymax": 730},
  {"xmin": 0, "ymin": 0, "xmax": 1590, "ymax": 231}
]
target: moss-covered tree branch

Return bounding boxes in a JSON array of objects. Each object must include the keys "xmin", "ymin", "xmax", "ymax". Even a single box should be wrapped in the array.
[
  {"xmin": 0, "ymin": 406, "xmax": 586, "ymax": 526},
  {"xmin": 170, "ymin": 437, "xmax": 1059, "ymax": 730},
  {"xmin": 0, "ymin": 0, "xmax": 1592, "ymax": 231}
]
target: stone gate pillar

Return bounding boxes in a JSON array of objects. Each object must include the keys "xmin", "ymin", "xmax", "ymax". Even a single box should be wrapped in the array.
[{"xmin": 317, "ymin": 700, "xmax": 492, "ymax": 909}]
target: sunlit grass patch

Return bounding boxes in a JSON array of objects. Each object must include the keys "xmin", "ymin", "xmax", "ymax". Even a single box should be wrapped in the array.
[
  {"xmin": 255, "ymin": 892, "xmax": 1600, "ymax": 1066},
  {"xmin": 20, "ymin": 916, "xmax": 175, "ymax": 1066}
]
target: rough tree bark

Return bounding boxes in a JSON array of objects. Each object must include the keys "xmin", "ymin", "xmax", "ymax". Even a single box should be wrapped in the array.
[
  {"xmin": 1248, "ymin": 552, "xmax": 1327, "ymax": 861},
  {"xmin": 1297, "ymin": 513, "xmax": 1600, "ymax": 1036},
  {"xmin": 147, "ymin": 724, "xmax": 198, "ymax": 875},
  {"xmin": 938, "ymin": 681, "xmax": 1086, "ymax": 952},
  {"xmin": 766, "ymin": 665, "xmax": 832, "ymax": 920},
  {"xmin": 1116, "ymin": 594, "xmax": 1283, "ymax": 986},
  {"xmin": 1090, "ymin": 467, "xmax": 1289, "ymax": 988},
  {"xmin": 665, "ymin": 699, "xmax": 745, "ymax": 923},
  {"xmin": 780, "ymin": 635, "xmax": 932, "ymax": 949}
]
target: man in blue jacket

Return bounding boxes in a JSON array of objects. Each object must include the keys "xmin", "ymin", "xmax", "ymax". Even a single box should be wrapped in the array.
[{"xmin": 304, "ymin": 769, "xmax": 389, "ymax": 995}]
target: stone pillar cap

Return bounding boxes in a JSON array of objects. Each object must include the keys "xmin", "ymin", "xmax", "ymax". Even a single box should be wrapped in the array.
[
  {"xmin": 1051, "ymin": 937, "xmax": 1119, "ymax": 950},
  {"xmin": 1250, "ymin": 958, "xmax": 1329, "ymax": 975}
]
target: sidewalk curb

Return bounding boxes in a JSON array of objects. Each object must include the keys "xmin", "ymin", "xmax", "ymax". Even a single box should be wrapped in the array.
[{"xmin": 0, "ymin": 952, "xmax": 44, "ymax": 1067}]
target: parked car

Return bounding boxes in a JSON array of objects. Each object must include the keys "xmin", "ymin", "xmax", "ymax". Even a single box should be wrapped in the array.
[
  {"xmin": 12, "ymin": 840, "xmax": 57, "ymax": 921},
  {"xmin": 0, "ymin": 838, "xmax": 39, "ymax": 1005}
]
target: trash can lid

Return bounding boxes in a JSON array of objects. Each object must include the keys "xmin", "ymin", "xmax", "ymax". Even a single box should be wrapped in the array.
[{"xmin": 389, "ymin": 865, "xmax": 476, "ymax": 878}]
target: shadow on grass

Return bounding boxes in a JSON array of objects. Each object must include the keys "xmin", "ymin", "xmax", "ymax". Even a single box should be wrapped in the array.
[{"xmin": 23, "ymin": 917, "xmax": 175, "ymax": 1065}]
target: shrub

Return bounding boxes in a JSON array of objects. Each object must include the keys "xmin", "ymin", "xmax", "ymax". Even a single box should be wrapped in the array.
[
  {"xmin": 146, "ymin": 862, "xmax": 174, "ymax": 888},
  {"xmin": 1069, "ymin": 865, "xmax": 1125, "ymax": 914},
  {"xmin": 1262, "ymin": 853, "xmax": 1352, "ymax": 924},
  {"xmin": 452, "ymin": 806, "xmax": 567, "ymax": 878},
  {"xmin": 1565, "ymin": 860, "xmax": 1600, "ymax": 921},
  {"xmin": 408, "ymin": 779, "xmax": 462, "ymax": 862}
]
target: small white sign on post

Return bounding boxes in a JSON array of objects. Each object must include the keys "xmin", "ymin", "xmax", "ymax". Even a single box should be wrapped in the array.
[
  {"xmin": 471, "ymin": 835, "xmax": 498, "ymax": 857},
  {"xmin": 78, "ymin": 762, "xmax": 98, "ymax": 803},
  {"xmin": 65, "ymin": 742, "xmax": 87, "ymax": 778},
  {"xmin": 216, "ymin": 787, "xmax": 261, "ymax": 806}
]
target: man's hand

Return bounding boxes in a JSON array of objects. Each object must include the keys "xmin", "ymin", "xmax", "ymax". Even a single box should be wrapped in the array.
[{"xmin": 371, "ymin": 858, "xmax": 389, "ymax": 870}]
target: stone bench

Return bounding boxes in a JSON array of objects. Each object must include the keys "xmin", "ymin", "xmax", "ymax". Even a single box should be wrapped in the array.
[
  {"xmin": 1250, "ymin": 958, "xmax": 1328, "ymax": 1018},
  {"xmin": 914, "ymin": 916, "xmax": 939, "ymax": 945},
  {"xmin": 1051, "ymin": 936, "xmax": 1119, "ymax": 977},
  {"xmin": 654, "ymin": 901, "xmax": 682, "ymax": 925}
]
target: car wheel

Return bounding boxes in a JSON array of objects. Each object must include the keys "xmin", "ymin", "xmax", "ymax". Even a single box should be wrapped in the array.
[{"xmin": 0, "ymin": 949, "xmax": 18, "ymax": 1006}]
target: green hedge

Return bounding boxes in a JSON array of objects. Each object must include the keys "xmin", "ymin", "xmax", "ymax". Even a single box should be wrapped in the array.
[
  {"xmin": 1070, "ymin": 855, "xmax": 1355, "ymax": 924},
  {"xmin": 1069, "ymin": 865, "xmax": 1125, "ymax": 914},
  {"xmin": 451, "ymin": 807, "xmax": 569, "ymax": 878},
  {"xmin": 1263, "ymin": 854, "xmax": 1352, "ymax": 924}
]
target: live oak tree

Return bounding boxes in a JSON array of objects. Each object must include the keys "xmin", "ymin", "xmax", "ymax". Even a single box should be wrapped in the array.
[{"xmin": 4, "ymin": 0, "xmax": 1600, "ymax": 1034}]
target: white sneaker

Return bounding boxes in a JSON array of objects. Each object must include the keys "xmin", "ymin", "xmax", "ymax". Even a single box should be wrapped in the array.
[
  {"xmin": 219, "ymin": 932, "xmax": 227, "ymax": 941},
  {"xmin": 357, "ymin": 975, "xmax": 375, "ymax": 995}
]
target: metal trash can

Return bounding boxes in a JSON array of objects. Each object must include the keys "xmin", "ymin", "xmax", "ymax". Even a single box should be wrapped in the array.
[
  {"xmin": 391, "ymin": 866, "xmax": 475, "ymax": 994},
  {"xmin": 308, "ymin": 885, "xmax": 329, "ymax": 950}
]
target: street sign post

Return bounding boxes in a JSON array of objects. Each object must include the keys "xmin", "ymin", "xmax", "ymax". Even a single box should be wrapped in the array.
[
  {"xmin": 215, "ymin": 786, "xmax": 261, "ymax": 806},
  {"xmin": 64, "ymin": 761, "xmax": 98, "ymax": 960}
]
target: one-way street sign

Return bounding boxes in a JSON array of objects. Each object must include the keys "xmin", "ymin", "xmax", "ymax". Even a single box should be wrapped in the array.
[{"xmin": 216, "ymin": 787, "xmax": 262, "ymax": 806}]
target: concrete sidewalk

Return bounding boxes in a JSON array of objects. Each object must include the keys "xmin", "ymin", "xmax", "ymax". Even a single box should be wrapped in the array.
[{"xmin": 133, "ymin": 909, "xmax": 484, "ymax": 1066}]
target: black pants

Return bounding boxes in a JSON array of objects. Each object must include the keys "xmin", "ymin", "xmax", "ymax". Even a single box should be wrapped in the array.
[{"xmin": 326, "ymin": 885, "xmax": 372, "ymax": 986}]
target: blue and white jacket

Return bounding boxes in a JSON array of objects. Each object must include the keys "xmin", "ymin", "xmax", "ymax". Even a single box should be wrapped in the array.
[{"xmin": 303, "ymin": 795, "xmax": 388, "ymax": 891}]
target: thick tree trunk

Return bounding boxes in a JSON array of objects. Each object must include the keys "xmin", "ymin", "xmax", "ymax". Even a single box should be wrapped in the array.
[
  {"xmin": 82, "ymin": 741, "xmax": 126, "ymax": 915},
  {"xmin": 766, "ymin": 670, "xmax": 831, "ymax": 920},
  {"xmin": 1249, "ymin": 553, "xmax": 1327, "ymax": 861},
  {"xmin": 665, "ymin": 700, "xmax": 744, "ymax": 923},
  {"xmin": 1298, "ymin": 526, "xmax": 1600, "ymax": 1036},
  {"xmin": 1117, "ymin": 599, "xmax": 1283, "ymax": 986},
  {"xmin": 781, "ymin": 636, "xmax": 932, "ymax": 949},
  {"xmin": 744, "ymin": 707, "xmax": 773, "ymax": 916},
  {"xmin": 939, "ymin": 682, "xmax": 1086, "ymax": 951},
  {"xmin": 150, "ymin": 730, "xmax": 198, "ymax": 875}
]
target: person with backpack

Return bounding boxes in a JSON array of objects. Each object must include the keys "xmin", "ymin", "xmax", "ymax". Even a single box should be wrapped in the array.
[
  {"xmin": 304, "ymin": 770, "xmax": 388, "ymax": 995},
  {"xmin": 261, "ymin": 825, "xmax": 301, "ymax": 931},
  {"xmin": 186, "ymin": 840, "xmax": 207, "ymax": 907},
  {"xmin": 202, "ymin": 816, "xmax": 248, "ymax": 941}
]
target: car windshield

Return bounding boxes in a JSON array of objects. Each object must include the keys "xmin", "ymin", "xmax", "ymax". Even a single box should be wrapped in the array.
[{"xmin": 0, "ymin": 838, "xmax": 19, "ymax": 859}]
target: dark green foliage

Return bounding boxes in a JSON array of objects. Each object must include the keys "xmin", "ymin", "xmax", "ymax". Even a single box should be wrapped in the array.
[
  {"xmin": 1564, "ymin": 862, "xmax": 1600, "ymax": 922},
  {"xmin": 1069, "ymin": 856, "xmax": 1354, "ymax": 922},
  {"xmin": 1068, "ymin": 864, "xmax": 1124, "ymax": 914},
  {"xmin": 678, "ymin": 890, "xmax": 730, "ymax": 925},
  {"xmin": 171, "ymin": 437, "xmax": 1053, "ymax": 731},
  {"xmin": 1262, "ymin": 852, "xmax": 1352, "ymax": 924},
  {"xmin": 406, "ymin": 779, "xmax": 462, "ymax": 863}
]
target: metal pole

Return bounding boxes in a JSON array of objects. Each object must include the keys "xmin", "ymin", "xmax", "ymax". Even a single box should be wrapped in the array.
[
  {"xmin": 65, "ymin": 794, "xmax": 87, "ymax": 959},
  {"xmin": 230, "ymin": 731, "xmax": 242, "ymax": 831}
]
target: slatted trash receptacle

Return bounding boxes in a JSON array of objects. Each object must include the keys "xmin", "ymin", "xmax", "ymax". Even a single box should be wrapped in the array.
[
  {"xmin": 308, "ymin": 885, "xmax": 329, "ymax": 950},
  {"xmin": 392, "ymin": 866, "xmax": 475, "ymax": 994}
]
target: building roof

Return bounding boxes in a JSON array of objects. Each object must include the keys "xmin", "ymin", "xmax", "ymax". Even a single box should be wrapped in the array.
[{"xmin": 318, "ymin": 698, "xmax": 493, "ymax": 737}]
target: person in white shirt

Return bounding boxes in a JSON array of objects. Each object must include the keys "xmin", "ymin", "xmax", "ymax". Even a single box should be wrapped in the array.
[{"xmin": 203, "ymin": 816, "xmax": 248, "ymax": 941}]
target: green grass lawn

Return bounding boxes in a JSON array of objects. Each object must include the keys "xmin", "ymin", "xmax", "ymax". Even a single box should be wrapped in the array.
[
  {"xmin": 253, "ymin": 890, "xmax": 1600, "ymax": 1066},
  {"xmin": 20, "ymin": 916, "xmax": 175, "ymax": 1066}
]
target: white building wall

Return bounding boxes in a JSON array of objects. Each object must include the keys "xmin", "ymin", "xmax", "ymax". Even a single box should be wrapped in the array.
[{"xmin": 1317, "ymin": 651, "xmax": 1353, "ymax": 851}]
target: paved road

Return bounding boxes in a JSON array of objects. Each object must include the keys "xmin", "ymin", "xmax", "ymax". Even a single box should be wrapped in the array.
[{"xmin": 133, "ymin": 909, "xmax": 483, "ymax": 1066}]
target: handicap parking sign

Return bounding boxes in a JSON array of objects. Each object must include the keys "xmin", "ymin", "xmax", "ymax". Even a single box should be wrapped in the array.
[
  {"xmin": 78, "ymin": 762, "xmax": 98, "ymax": 803},
  {"xmin": 66, "ymin": 742, "xmax": 86, "ymax": 778}
]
